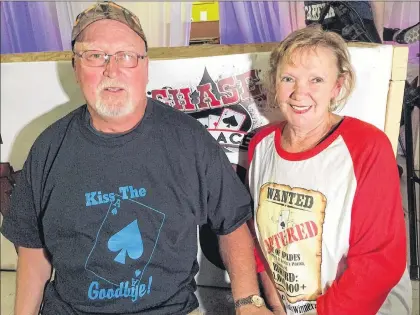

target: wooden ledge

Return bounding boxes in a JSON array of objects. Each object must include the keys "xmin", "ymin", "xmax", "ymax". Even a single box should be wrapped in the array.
[{"xmin": 0, "ymin": 42, "xmax": 393, "ymax": 63}]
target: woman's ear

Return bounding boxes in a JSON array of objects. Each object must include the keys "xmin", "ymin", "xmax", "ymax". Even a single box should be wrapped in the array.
[{"xmin": 332, "ymin": 74, "xmax": 346, "ymax": 99}]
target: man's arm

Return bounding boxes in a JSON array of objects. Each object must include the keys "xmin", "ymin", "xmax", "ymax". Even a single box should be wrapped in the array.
[
  {"xmin": 370, "ymin": 1, "xmax": 385, "ymax": 41},
  {"xmin": 15, "ymin": 247, "xmax": 52, "ymax": 315},
  {"xmin": 199, "ymin": 130, "xmax": 273, "ymax": 314},
  {"xmin": 219, "ymin": 223, "xmax": 273, "ymax": 315}
]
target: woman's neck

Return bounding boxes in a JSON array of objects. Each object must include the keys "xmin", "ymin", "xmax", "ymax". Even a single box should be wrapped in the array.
[{"xmin": 281, "ymin": 114, "xmax": 341, "ymax": 153}]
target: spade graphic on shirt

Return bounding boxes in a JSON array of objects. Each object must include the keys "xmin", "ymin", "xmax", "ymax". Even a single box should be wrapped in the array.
[
  {"xmin": 111, "ymin": 199, "xmax": 121, "ymax": 215},
  {"xmin": 85, "ymin": 196, "xmax": 166, "ymax": 286},
  {"xmin": 222, "ymin": 115, "xmax": 238, "ymax": 128},
  {"xmin": 278, "ymin": 210, "xmax": 290, "ymax": 232},
  {"xmin": 108, "ymin": 220, "xmax": 143, "ymax": 264}
]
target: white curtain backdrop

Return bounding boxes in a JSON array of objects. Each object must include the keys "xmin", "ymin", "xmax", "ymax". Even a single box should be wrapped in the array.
[
  {"xmin": 277, "ymin": 1, "xmax": 306, "ymax": 37},
  {"xmin": 54, "ymin": 1, "xmax": 192, "ymax": 50},
  {"xmin": 55, "ymin": 2, "xmax": 92, "ymax": 50},
  {"xmin": 120, "ymin": 2, "xmax": 192, "ymax": 48},
  {"xmin": 384, "ymin": 1, "xmax": 419, "ymax": 29}
]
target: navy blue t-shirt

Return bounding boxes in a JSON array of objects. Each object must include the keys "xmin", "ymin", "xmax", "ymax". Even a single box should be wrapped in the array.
[{"xmin": 1, "ymin": 98, "xmax": 252, "ymax": 314}]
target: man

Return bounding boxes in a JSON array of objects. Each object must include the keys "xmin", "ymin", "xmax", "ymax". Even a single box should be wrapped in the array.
[{"xmin": 0, "ymin": 2, "xmax": 274, "ymax": 315}]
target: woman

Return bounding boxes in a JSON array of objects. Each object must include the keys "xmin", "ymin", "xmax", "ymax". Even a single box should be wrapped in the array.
[{"xmin": 247, "ymin": 25, "xmax": 411, "ymax": 315}]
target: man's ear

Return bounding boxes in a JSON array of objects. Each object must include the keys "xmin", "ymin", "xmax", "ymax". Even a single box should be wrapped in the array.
[
  {"xmin": 145, "ymin": 57, "xmax": 149, "ymax": 84},
  {"xmin": 73, "ymin": 60, "xmax": 79, "ymax": 84}
]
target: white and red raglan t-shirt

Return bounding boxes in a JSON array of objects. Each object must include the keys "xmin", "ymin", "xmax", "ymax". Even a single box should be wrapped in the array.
[{"xmin": 248, "ymin": 117, "xmax": 411, "ymax": 315}]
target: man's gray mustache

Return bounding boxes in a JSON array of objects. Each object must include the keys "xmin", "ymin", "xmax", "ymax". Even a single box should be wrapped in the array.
[{"xmin": 97, "ymin": 82, "xmax": 128, "ymax": 90}]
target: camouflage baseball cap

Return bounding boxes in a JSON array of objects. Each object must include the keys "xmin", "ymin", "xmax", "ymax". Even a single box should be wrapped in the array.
[{"xmin": 71, "ymin": 1, "xmax": 148, "ymax": 51}]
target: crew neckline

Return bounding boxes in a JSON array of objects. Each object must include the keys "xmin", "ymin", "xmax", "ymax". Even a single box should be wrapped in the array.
[
  {"xmin": 79, "ymin": 98, "xmax": 154, "ymax": 147},
  {"xmin": 274, "ymin": 116, "xmax": 348, "ymax": 161}
]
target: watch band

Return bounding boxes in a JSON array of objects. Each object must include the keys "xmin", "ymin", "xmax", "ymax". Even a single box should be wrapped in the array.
[{"xmin": 234, "ymin": 295, "xmax": 265, "ymax": 309}]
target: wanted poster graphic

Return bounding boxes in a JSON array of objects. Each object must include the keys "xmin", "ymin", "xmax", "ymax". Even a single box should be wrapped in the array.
[{"xmin": 256, "ymin": 183, "xmax": 327, "ymax": 305}]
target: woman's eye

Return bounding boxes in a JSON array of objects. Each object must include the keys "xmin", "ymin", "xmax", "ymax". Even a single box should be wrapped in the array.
[
  {"xmin": 281, "ymin": 77, "xmax": 293, "ymax": 83},
  {"xmin": 312, "ymin": 77, "xmax": 324, "ymax": 83}
]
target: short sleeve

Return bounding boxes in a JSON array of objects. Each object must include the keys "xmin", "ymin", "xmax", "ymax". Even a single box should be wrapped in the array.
[
  {"xmin": 203, "ymin": 140, "xmax": 252, "ymax": 235},
  {"xmin": 1, "ymin": 157, "xmax": 44, "ymax": 248},
  {"xmin": 254, "ymin": 246, "xmax": 266, "ymax": 273}
]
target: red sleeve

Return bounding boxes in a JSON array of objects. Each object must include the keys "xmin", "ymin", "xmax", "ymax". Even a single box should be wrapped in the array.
[
  {"xmin": 254, "ymin": 247, "xmax": 266, "ymax": 273},
  {"xmin": 247, "ymin": 124, "xmax": 279, "ymax": 166},
  {"xmin": 246, "ymin": 218, "xmax": 266, "ymax": 273},
  {"xmin": 317, "ymin": 125, "xmax": 407, "ymax": 315}
]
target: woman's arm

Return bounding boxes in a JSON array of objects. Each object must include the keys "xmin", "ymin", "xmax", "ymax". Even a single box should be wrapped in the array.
[
  {"xmin": 316, "ymin": 131, "xmax": 407, "ymax": 315},
  {"xmin": 251, "ymin": 235, "xmax": 286, "ymax": 315},
  {"xmin": 15, "ymin": 247, "xmax": 52, "ymax": 315},
  {"xmin": 259, "ymin": 270, "xmax": 286, "ymax": 315}
]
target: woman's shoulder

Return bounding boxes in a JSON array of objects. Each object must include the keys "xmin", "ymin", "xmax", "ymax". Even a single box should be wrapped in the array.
[
  {"xmin": 340, "ymin": 116, "xmax": 394, "ymax": 154},
  {"xmin": 249, "ymin": 122, "xmax": 284, "ymax": 145},
  {"xmin": 342, "ymin": 116, "xmax": 387, "ymax": 138},
  {"xmin": 247, "ymin": 122, "xmax": 284, "ymax": 163}
]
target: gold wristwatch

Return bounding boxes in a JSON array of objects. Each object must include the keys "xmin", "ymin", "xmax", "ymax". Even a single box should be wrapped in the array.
[{"xmin": 234, "ymin": 295, "xmax": 266, "ymax": 309}]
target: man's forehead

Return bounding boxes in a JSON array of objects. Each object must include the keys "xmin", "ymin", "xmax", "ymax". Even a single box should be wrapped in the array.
[
  {"xmin": 74, "ymin": 21, "xmax": 146, "ymax": 52},
  {"xmin": 75, "ymin": 41, "xmax": 138, "ymax": 51}
]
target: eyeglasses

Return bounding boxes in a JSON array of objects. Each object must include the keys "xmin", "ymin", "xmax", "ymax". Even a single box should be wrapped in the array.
[{"xmin": 73, "ymin": 50, "xmax": 147, "ymax": 68}]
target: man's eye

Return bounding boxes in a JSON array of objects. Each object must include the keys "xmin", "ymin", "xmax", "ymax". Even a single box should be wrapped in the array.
[
  {"xmin": 312, "ymin": 77, "xmax": 324, "ymax": 83},
  {"xmin": 122, "ymin": 53, "xmax": 135, "ymax": 60},
  {"xmin": 87, "ymin": 53, "xmax": 103, "ymax": 60}
]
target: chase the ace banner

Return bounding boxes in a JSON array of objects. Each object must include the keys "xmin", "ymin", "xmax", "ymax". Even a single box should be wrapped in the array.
[{"xmin": 147, "ymin": 52, "xmax": 277, "ymax": 173}]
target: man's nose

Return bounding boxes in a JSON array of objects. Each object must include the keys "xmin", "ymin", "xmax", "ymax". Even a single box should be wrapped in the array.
[{"xmin": 103, "ymin": 56, "xmax": 119, "ymax": 78}]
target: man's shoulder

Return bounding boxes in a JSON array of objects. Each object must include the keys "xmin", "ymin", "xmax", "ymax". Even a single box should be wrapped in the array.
[
  {"xmin": 149, "ymin": 98, "xmax": 209, "ymax": 133},
  {"xmin": 148, "ymin": 98, "xmax": 222, "ymax": 152},
  {"xmin": 31, "ymin": 105, "xmax": 85, "ymax": 151}
]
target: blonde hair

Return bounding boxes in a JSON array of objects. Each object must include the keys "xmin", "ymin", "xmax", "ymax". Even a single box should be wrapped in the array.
[{"xmin": 266, "ymin": 24, "xmax": 355, "ymax": 111}]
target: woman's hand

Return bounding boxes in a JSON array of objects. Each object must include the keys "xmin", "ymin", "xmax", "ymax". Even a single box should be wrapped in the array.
[
  {"xmin": 258, "ymin": 270, "xmax": 287, "ymax": 315},
  {"xmin": 272, "ymin": 306, "xmax": 287, "ymax": 315},
  {"xmin": 235, "ymin": 305, "xmax": 274, "ymax": 315}
]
